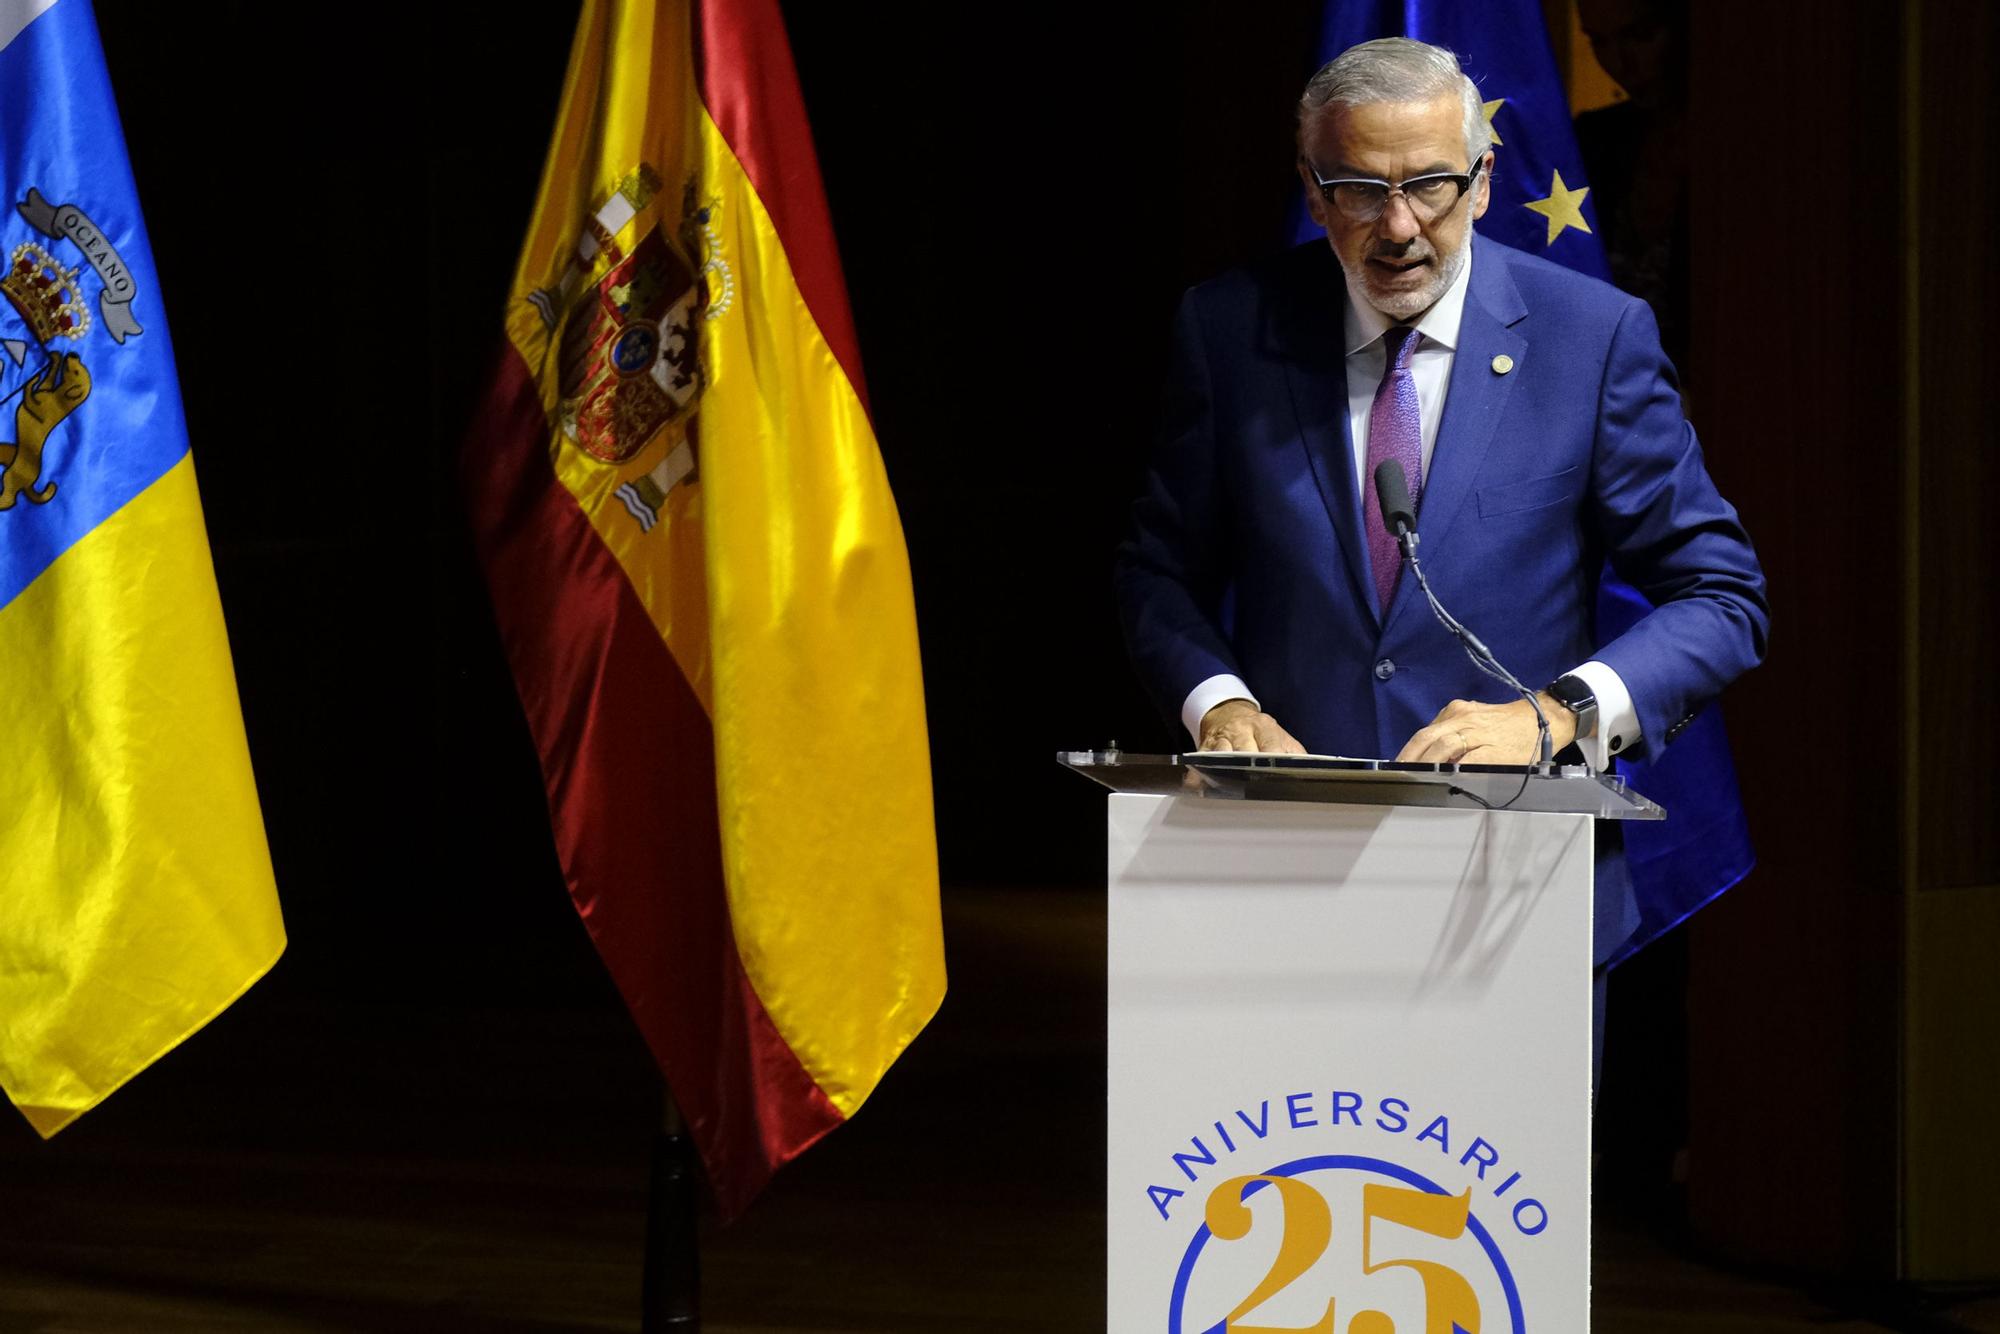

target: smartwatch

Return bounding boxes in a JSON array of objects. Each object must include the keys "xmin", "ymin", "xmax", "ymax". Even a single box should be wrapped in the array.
[{"xmin": 1546, "ymin": 673, "xmax": 1598, "ymax": 742}]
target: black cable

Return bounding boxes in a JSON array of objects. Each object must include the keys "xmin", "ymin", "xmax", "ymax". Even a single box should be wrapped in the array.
[
  {"xmin": 1401, "ymin": 545, "xmax": 1543, "ymax": 810},
  {"xmin": 1374, "ymin": 459, "xmax": 1570, "ymax": 811},
  {"xmin": 1446, "ymin": 782, "xmax": 1507, "ymax": 810}
]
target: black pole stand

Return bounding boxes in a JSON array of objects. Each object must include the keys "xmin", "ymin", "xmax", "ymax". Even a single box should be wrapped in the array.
[{"xmin": 641, "ymin": 1088, "xmax": 701, "ymax": 1331}]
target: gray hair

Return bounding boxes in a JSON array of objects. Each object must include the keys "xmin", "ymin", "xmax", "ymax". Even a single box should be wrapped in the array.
[{"xmin": 1298, "ymin": 38, "xmax": 1491, "ymax": 168}]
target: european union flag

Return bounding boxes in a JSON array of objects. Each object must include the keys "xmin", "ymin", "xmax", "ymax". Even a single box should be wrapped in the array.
[
  {"xmin": 1298, "ymin": 0, "xmax": 1754, "ymax": 963},
  {"xmin": 0, "ymin": 0, "xmax": 284, "ymax": 1136}
]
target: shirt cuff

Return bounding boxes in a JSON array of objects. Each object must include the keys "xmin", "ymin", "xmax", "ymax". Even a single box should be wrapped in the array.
[
  {"xmin": 1567, "ymin": 659, "xmax": 1639, "ymax": 770},
  {"xmin": 1181, "ymin": 674, "xmax": 1259, "ymax": 746}
]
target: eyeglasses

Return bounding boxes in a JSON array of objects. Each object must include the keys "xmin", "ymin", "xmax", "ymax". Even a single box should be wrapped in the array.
[{"xmin": 1304, "ymin": 159, "xmax": 1484, "ymax": 224}]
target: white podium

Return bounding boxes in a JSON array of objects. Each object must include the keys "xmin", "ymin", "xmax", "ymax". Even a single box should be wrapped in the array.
[{"xmin": 1064, "ymin": 752, "xmax": 1662, "ymax": 1334}]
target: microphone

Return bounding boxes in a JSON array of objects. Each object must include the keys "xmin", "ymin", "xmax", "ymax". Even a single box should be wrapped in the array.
[
  {"xmin": 1373, "ymin": 459, "xmax": 1418, "ymax": 549},
  {"xmin": 1372, "ymin": 461, "xmax": 1555, "ymax": 770}
]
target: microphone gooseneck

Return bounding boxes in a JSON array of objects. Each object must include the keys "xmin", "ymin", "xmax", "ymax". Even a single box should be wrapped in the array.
[{"xmin": 1372, "ymin": 461, "xmax": 1555, "ymax": 775}]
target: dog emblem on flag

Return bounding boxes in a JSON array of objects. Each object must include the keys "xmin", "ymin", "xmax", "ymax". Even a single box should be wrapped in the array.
[{"xmin": 1, "ymin": 189, "xmax": 143, "ymax": 511}]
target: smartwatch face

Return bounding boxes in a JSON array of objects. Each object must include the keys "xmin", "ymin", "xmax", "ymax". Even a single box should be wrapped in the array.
[
  {"xmin": 1549, "ymin": 676, "xmax": 1596, "ymax": 739},
  {"xmin": 1550, "ymin": 676, "xmax": 1593, "ymax": 711}
]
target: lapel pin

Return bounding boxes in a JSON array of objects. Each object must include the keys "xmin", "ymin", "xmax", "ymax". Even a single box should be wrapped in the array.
[{"xmin": 1491, "ymin": 354, "xmax": 1515, "ymax": 375}]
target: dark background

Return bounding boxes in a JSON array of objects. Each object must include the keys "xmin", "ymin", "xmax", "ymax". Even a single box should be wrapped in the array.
[{"xmin": 4, "ymin": 0, "xmax": 1993, "ymax": 1318}]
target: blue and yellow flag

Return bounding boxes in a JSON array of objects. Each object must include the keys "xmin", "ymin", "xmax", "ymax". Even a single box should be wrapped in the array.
[
  {"xmin": 0, "ymin": 0, "xmax": 284, "ymax": 1135},
  {"xmin": 1299, "ymin": 0, "xmax": 1755, "ymax": 962}
]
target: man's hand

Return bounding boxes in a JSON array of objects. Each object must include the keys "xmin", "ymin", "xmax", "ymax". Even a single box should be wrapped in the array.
[
  {"xmin": 1197, "ymin": 699, "xmax": 1308, "ymax": 754},
  {"xmin": 1394, "ymin": 693, "xmax": 1576, "ymax": 765}
]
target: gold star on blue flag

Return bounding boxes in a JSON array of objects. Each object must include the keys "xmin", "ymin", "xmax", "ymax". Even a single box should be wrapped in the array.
[{"xmin": 1524, "ymin": 169, "xmax": 1593, "ymax": 246}]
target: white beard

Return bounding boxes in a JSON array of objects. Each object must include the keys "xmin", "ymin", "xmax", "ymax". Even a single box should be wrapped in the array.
[{"xmin": 1339, "ymin": 234, "xmax": 1470, "ymax": 321}]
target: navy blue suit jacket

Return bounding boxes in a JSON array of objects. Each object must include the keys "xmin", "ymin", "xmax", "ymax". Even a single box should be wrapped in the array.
[{"xmin": 1115, "ymin": 235, "xmax": 1769, "ymax": 959}]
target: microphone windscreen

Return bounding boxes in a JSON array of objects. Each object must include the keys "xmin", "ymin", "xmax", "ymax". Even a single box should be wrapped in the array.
[{"xmin": 1373, "ymin": 459, "xmax": 1417, "ymax": 534}]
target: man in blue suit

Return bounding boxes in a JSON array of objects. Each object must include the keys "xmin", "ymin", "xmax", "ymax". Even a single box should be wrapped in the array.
[{"xmin": 1115, "ymin": 38, "xmax": 1767, "ymax": 985}]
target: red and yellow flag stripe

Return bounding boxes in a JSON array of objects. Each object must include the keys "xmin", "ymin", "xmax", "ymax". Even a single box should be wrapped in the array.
[{"xmin": 463, "ymin": 0, "xmax": 943, "ymax": 1215}]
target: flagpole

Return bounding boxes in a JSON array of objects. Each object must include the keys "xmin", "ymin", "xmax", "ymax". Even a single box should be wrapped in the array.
[{"xmin": 642, "ymin": 1086, "xmax": 702, "ymax": 1330}]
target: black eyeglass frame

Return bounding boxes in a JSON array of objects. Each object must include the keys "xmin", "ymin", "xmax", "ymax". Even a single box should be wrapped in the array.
[{"xmin": 1303, "ymin": 157, "xmax": 1488, "ymax": 221}]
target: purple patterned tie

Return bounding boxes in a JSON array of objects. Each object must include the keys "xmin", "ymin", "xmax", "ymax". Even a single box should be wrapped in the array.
[{"xmin": 1364, "ymin": 323, "xmax": 1423, "ymax": 614}]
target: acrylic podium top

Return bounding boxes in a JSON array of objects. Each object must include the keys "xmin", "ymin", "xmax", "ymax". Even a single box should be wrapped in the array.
[{"xmin": 1056, "ymin": 750, "xmax": 1664, "ymax": 820}]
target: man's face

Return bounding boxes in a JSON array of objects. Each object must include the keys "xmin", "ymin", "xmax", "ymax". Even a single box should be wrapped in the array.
[{"xmin": 1298, "ymin": 92, "xmax": 1490, "ymax": 321}]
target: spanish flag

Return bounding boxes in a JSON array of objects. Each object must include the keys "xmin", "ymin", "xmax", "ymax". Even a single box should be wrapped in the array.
[
  {"xmin": 462, "ymin": 0, "xmax": 945, "ymax": 1214},
  {"xmin": 0, "ymin": 0, "xmax": 284, "ymax": 1135}
]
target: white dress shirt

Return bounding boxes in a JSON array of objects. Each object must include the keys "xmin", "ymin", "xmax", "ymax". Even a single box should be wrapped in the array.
[{"xmin": 1182, "ymin": 246, "xmax": 1640, "ymax": 767}]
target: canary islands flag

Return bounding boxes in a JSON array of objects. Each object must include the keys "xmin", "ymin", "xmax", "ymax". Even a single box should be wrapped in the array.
[
  {"xmin": 1300, "ymin": 0, "xmax": 1755, "ymax": 963},
  {"xmin": 0, "ymin": 0, "xmax": 284, "ymax": 1135},
  {"xmin": 463, "ymin": 0, "xmax": 945, "ymax": 1215}
]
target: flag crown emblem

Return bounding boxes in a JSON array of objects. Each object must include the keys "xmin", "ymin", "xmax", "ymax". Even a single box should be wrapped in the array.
[
  {"xmin": 4, "ymin": 242, "xmax": 91, "ymax": 343},
  {"xmin": 554, "ymin": 225, "xmax": 704, "ymax": 464}
]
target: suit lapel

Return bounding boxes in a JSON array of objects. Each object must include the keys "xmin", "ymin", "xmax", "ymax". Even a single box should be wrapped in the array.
[
  {"xmin": 1387, "ymin": 235, "xmax": 1529, "ymax": 627},
  {"xmin": 1269, "ymin": 247, "xmax": 1378, "ymax": 624}
]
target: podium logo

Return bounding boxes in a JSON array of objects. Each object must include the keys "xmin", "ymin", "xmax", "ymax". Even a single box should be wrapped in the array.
[{"xmin": 1168, "ymin": 1156, "xmax": 1524, "ymax": 1334}]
